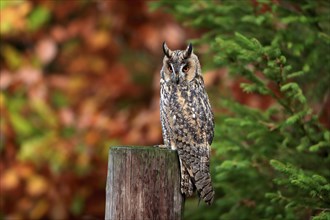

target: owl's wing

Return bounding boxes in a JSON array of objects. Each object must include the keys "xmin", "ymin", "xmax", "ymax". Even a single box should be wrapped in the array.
[
  {"xmin": 204, "ymin": 93, "xmax": 214, "ymax": 145},
  {"xmin": 173, "ymin": 84, "xmax": 215, "ymax": 204},
  {"xmin": 190, "ymin": 83, "xmax": 214, "ymax": 146}
]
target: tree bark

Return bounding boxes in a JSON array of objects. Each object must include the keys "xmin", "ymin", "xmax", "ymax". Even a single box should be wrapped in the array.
[{"xmin": 105, "ymin": 146, "xmax": 183, "ymax": 220}]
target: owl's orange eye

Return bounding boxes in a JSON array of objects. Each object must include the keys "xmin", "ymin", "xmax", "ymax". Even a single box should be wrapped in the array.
[
  {"xmin": 182, "ymin": 65, "xmax": 189, "ymax": 73},
  {"xmin": 168, "ymin": 66, "xmax": 173, "ymax": 72}
]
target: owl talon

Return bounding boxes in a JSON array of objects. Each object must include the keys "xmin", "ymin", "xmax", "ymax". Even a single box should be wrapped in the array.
[{"xmin": 156, "ymin": 145, "xmax": 170, "ymax": 149}]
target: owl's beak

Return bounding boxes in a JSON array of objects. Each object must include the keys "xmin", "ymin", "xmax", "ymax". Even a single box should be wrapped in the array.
[{"xmin": 171, "ymin": 73, "xmax": 179, "ymax": 84}]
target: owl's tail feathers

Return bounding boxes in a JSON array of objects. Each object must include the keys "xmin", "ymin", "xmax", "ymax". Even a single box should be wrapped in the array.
[
  {"xmin": 178, "ymin": 145, "xmax": 215, "ymax": 205},
  {"xmin": 194, "ymin": 170, "xmax": 215, "ymax": 205},
  {"xmin": 185, "ymin": 147, "xmax": 215, "ymax": 205}
]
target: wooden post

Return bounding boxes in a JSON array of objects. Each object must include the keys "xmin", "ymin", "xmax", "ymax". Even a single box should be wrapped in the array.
[{"xmin": 105, "ymin": 146, "xmax": 183, "ymax": 220}]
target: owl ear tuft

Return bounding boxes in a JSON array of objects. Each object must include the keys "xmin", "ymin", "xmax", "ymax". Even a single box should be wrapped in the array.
[
  {"xmin": 184, "ymin": 43, "xmax": 193, "ymax": 58},
  {"xmin": 163, "ymin": 42, "xmax": 172, "ymax": 58}
]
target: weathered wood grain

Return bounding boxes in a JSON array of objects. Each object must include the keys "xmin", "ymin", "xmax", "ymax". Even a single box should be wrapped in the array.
[{"xmin": 105, "ymin": 146, "xmax": 183, "ymax": 220}]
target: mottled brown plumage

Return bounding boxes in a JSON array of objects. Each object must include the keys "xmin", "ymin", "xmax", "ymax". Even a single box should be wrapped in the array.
[{"xmin": 160, "ymin": 42, "xmax": 215, "ymax": 205}]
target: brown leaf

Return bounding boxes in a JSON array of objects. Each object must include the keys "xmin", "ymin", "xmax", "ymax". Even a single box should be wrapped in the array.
[
  {"xmin": 0, "ymin": 70, "xmax": 14, "ymax": 89},
  {"xmin": 59, "ymin": 107, "xmax": 75, "ymax": 126},
  {"xmin": 16, "ymin": 67, "xmax": 42, "ymax": 86},
  {"xmin": 26, "ymin": 175, "xmax": 48, "ymax": 196},
  {"xmin": 161, "ymin": 24, "xmax": 186, "ymax": 49},
  {"xmin": 0, "ymin": 169, "xmax": 20, "ymax": 190},
  {"xmin": 35, "ymin": 38, "xmax": 57, "ymax": 64},
  {"xmin": 51, "ymin": 25, "xmax": 68, "ymax": 43},
  {"xmin": 29, "ymin": 199, "xmax": 49, "ymax": 220},
  {"xmin": 87, "ymin": 30, "xmax": 110, "ymax": 50}
]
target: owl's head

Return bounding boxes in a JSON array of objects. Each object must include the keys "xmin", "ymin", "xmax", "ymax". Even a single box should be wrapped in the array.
[{"xmin": 161, "ymin": 42, "xmax": 201, "ymax": 84}]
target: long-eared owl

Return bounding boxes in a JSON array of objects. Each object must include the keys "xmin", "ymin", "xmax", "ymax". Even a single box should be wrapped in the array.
[{"xmin": 160, "ymin": 42, "xmax": 215, "ymax": 205}]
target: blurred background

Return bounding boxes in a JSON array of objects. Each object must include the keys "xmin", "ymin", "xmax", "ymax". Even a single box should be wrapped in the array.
[
  {"xmin": 1, "ymin": 0, "xmax": 329, "ymax": 220},
  {"xmin": 0, "ymin": 0, "xmax": 207, "ymax": 219}
]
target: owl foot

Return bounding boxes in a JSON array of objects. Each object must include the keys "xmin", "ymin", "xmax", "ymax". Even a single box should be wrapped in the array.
[
  {"xmin": 156, "ymin": 145, "xmax": 170, "ymax": 149},
  {"xmin": 180, "ymin": 166, "xmax": 194, "ymax": 197}
]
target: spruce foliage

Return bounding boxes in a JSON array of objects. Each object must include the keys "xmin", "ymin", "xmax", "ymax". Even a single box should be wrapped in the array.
[{"xmin": 151, "ymin": 1, "xmax": 330, "ymax": 219}]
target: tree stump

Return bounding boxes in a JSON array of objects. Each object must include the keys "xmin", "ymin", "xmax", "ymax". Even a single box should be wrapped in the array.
[{"xmin": 105, "ymin": 146, "xmax": 183, "ymax": 220}]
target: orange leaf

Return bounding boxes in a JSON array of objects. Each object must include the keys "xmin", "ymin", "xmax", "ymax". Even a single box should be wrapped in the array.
[
  {"xmin": 26, "ymin": 175, "xmax": 48, "ymax": 196},
  {"xmin": 0, "ymin": 169, "xmax": 20, "ymax": 190}
]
